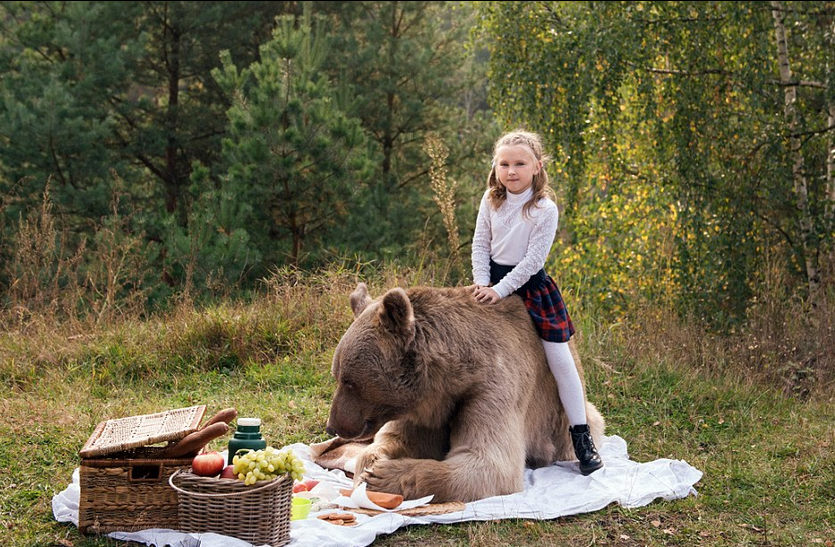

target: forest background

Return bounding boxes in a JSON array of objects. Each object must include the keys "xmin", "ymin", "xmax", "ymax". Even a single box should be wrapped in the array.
[
  {"xmin": 3, "ymin": 0, "xmax": 834, "ymax": 392},
  {"xmin": 1, "ymin": 1, "xmax": 835, "ymax": 545}
]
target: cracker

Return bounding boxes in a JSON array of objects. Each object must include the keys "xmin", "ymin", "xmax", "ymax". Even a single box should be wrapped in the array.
[{"xmin": 318, "ymin": 512, "xmax": 357, "ymax": 525}]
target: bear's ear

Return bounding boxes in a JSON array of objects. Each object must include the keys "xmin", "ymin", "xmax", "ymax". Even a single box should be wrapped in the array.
[
  {"xmin": 378, "ymin": 288, "xmax": 415, "ymax": 343},
  {"xmin": 350, "ymin": 283, "xmax": 373, "ymax": 317}
]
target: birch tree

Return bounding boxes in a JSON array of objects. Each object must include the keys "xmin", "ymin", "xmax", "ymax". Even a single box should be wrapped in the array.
[
  {"xmin": 771, "ymin": 0, "xmax": 820, "ymax": 296},
  {"xmin": 479, "ymin": 1, "xmax": 835, "ymax": 320}
]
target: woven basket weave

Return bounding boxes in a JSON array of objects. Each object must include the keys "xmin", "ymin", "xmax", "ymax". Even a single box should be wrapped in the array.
[
  {"xmin": 169, "ymin": 470, "xmax": 293, "ymax": 547},
  {"xmin": 78, "ymin": 449, "xmax": 193, "ymax": 534}
]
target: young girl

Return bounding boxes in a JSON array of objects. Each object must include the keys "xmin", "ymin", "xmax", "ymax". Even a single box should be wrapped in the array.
[{"xmin": 470, "ymin": 130, "xmax": 603, "ymax": 475}]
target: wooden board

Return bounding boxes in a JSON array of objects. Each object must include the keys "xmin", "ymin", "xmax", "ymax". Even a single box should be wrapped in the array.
[{"xmin": 346, "ymin": 501, "xmax": 466, "ymax": 517}]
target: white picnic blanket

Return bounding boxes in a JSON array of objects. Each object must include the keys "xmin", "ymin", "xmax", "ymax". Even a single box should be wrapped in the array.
[{"xmin": 53, "ymin": 435, "xmax": 702, "ymax": 547}]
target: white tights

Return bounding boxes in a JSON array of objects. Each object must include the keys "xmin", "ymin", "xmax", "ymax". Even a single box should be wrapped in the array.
[{"xmin": 542, "ymin": 340, "xmax": 587, "ymax": 426}]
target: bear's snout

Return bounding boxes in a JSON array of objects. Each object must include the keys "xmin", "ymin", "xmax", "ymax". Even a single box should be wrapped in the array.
[
  {"xmin": 327, "ymin": 381, "xmax": 384, "ymax": 440},
  {"xmin": 325, "ymin": 413, "xmax": 376, "ymax": 441}
]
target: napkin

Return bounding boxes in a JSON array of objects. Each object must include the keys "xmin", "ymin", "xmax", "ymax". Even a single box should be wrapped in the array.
[{"xmin": 333, "ymin": 482, "xmax": 434, "ymax": 512}]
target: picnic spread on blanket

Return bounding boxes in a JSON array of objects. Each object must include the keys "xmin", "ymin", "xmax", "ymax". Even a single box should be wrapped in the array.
[{"xmin": 52, "ymin": 405, "xmax": 703, "ymax": 547}]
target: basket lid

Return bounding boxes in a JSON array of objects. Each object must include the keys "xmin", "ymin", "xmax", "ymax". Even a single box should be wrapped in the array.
[{"xmin": 79, "ymin": 405, "xmax": 207, "ymax": 458}]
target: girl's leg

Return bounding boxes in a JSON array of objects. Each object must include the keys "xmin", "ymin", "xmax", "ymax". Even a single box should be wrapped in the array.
[
  {"xmin": 542, "ymin": 339, "xmax": 604, "ymax": 474},
  {"xmin": 541, "ymin": 340, "xmax": 587, "ymax": 426}
]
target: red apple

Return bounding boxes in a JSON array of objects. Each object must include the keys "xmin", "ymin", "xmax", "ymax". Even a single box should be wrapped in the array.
[
  {"xmin": 292, "ymin": 482, "xmax": 308, "ymax": 493},
  {"xmin": 302, "ymin": 479, "xmax": 319, "ymax": 490},
  {"xmin": 192, "ymin": 451, "xmax": 225, "ymax": 477},
  {"xmin": 220, "ymin": 465, "xmax": 236, "ymax": 479}
]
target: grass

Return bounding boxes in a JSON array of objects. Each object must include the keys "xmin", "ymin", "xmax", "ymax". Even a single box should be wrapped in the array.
[{"xmin": 2, "ymin": 270, "xmax": 834, "ymax": 547}]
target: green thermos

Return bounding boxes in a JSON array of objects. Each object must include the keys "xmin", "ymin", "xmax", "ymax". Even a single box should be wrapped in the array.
[{"xmin": 227, "ymin": 417, "xmax": 267, "ymax": 465}]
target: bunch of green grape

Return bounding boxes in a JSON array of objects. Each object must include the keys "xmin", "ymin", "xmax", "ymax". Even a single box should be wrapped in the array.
[{"xmin": 231, "ymin": 447, "xmax": 305, "ymax": 485}]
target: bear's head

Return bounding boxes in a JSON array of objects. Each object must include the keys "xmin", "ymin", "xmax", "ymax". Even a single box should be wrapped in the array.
[{"xmin": 326, "ymin": 283, "xmax": 422, "ymax": 440}]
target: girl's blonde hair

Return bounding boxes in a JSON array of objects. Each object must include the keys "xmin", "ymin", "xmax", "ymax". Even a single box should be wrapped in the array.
[{"xmin": 487, "ymin": 130, "xmax": 554, "ymax": 215}]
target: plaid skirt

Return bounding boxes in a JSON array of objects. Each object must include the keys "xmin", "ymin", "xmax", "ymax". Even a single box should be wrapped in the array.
[{"xmin": 490, "ymin": 260, "xmax": 575, "ymax": 343}]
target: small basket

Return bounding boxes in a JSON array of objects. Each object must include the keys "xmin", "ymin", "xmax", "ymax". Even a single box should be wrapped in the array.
[
  {"xmin": 77, "ymin": 405, "xmax": 207, "ymax": 534},
  {"xmin": 78, "ymin": 449, "xmax": 193, "ymax": 533},
  {"xmin": 169, "ymin": 470, "xmax": 293, "ymax": 547}
]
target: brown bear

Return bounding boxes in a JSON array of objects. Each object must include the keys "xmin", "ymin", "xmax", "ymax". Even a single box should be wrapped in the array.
[{"xmin": 325, "ymin": 282, "xmax": 605, "ymax": 503}]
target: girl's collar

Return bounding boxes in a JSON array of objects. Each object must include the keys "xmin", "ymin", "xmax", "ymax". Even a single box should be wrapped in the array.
[{"xmin": 506, "ymin": 186, "xmax": 534, "ymax": 204}]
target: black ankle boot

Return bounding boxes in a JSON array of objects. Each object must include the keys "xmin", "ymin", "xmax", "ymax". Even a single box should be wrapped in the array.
[{"xmin": 569, "ymin": 424, "xmax": 604, "ymax": 475}]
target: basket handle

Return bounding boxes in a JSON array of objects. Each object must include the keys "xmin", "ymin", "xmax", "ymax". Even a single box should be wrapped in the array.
[{"xmin": 168, "ymin": 469, "xmax": 289, "ymax": 498}]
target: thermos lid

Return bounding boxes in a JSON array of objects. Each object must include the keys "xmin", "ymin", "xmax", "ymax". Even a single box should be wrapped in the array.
[{"xmin": 237, "ymin": 418, "xmax": 261, "ymax": 427}]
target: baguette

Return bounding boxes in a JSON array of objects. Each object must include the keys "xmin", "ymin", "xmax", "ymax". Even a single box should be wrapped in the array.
[
  {"xmin": 159, "ymin": 422, "xmax": 229, "ymax": 458},
  {"xmin": 201, "ymin": 407, "xmax": 237, "ymax": 429},
  {"xmin": 340, "ymin": 488, "xmax": 404, "ymax": 509}
]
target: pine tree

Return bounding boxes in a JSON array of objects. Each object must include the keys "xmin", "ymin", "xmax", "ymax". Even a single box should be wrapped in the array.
[
  {"xmin": 0, "ymin": 1, "xmax": 139, "ymax": 233},
  {"xmin": 316, "ymin": 1, "xmax": 473, "ymax": 254},
  {"xmin": 212, "ymin": 10, "xmax": 371, "ymax": 267}
]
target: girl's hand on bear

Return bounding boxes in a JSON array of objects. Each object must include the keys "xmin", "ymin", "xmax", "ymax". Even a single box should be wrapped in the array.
[{"xmin": 473, "ymin": 286, "xmax": 500, "ymax": 304}]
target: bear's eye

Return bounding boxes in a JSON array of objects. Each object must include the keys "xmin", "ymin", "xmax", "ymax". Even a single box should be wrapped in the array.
[{"xmin": 342, "ymin": 379, "xmax": 356, "ymax": 390}]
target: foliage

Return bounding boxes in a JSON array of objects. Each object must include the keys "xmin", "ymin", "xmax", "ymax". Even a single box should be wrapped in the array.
[
  {"xmin": 316, "ymin": 1, "xmax": 487, "ymax": 256},
  {"xmin": 0, "ymin": 1, "xmax": 141, "ymax": 230},
  {"xmin": 424, "ymin": 134, "xmax": 462, "ymax": 276},
  {"xmin": 1, "ymin": 1, "xmax": 491, "ymax": 305},
  {"xmin": 0, "ymin": 0, "xmax": 293, "ymax": 299},
  {"xmin": 0, "ymin": 0, "xmax": 289, "ymax": 217},
  {"xmin": 477, "ymin": 1, "xmax": 835, "ymax": 325},
  {"xmin": 117, "ymin": 1, "xmax": 292, "ymax": 224},
  {"xmin": 1, "ymin": 181, "xmax": 160, "ymax": 328},
  {"xmin": 211, "ymin": 11, "xmax": 372, "ymax": 268},
  {"xmin": 163, "ymin": 162, "xmax": 261, "ymax": 295}
]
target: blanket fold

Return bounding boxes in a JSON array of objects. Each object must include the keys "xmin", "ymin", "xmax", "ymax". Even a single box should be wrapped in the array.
[{"xmin": 309, "ymin": 437, "xmax": 370, "ymax": 478}]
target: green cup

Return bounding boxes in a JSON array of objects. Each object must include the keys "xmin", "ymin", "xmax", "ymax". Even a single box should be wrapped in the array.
[{"xmin": 291, "ymin": 497, "xmax": 312, "ymax": 520}]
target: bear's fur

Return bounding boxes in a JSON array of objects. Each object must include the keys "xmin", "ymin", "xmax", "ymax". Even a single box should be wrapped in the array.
[{"xmin": 325, "ymin": 283, "xmax": 605, "ymax": 503}]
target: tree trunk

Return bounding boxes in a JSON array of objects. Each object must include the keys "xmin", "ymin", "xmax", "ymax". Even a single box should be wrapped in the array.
[
  {"xmin": 828, "ymin": 104, "xmax": 835, "ymax": 224},
  {"xmin": 291, "ymin": 227, "xmax": 302, "ymax": 268},
  {"xmin": 771, "ymin": 1, "xmax": 820, "ymax": 297},
  {"xmin": 380, "ymin": 2, "xmax": 400, "ymax": 190},
  {"xmin": 165, "ymin": 23, "xmax": 181, "ymax": 216},
  {"xmin": 825, "ymin": 12, "xmax": 835, "ymax": 238}
]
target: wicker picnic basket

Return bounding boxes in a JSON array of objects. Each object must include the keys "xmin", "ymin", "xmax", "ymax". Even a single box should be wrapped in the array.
[
  {"xmin": 77, "ymin": 405, "xmax": 206, "ymax": 534},
  {"xmin": 169, "ymin": 470, "xmax": 293, "ymax": 547}
]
